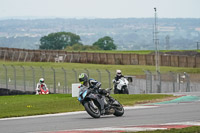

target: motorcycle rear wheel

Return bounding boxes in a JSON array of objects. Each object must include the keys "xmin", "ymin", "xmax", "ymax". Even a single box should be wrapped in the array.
[{"xmin": 84, "ymin": 101, "xmax": 100, "ymax": 118}]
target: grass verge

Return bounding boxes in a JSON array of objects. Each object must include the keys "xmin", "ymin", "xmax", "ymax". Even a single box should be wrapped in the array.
[
  {"xmin": 67, "ymin": 49, "xmax": 200, "ymax": 54},
  {"xmin": 1, "ymin": 61, "xmax": 200, "ymax": 75},
  {"xmin": 0, "ymin": 94, "xmax": 173, "ymax": 118}
]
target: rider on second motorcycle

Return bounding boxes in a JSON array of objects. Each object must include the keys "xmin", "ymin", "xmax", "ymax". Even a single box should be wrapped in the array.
[{"xmin": 112, "ymin": 70, "xmax": 124, "ymax": 90}]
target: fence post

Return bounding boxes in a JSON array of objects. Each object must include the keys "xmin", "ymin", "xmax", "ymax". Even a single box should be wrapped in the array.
[
  {"xmin": 3, "ymin": 50, "xmax": 8, "ymax": 61},
  {"xmin": 72, "ymin": 69, "xmax": 78, "ymax": 82},
  {"xmin": 96, "ymin": 69, "xmax": 101, "ymax": 82},
  {"xmin": 169, "ymin": 71, "xmax": 176, "ymax": 92},
  {"xmin": 62, "ymin": 67, "xmax": 67, "ymax": 93},
  {"xmin": 157, "ymin": 71, "xmax": 162, "ymax": 93},
  {"xmin": 84, "ymin": 68, "xmax": 89, "ymax": 77},
  {"xmin": 21, "ymin": 66, "xmax": 26, "ymax": 91},
  {"xmin": 11, "ymin": 65, "xmax": 17, "ymax": 90},
  {"xmin": 18, "ymin": 51, "xmax": 22, "ymax": 62},
  {"xmin": 24, "ymin": 52, "xmax": 28, "ymax": 62},
  {"xmin": 40, "ymin": 66, "xmax": 45, "ymax": 79},
  {"xmin": 144, "ymin": 70, "xmax": 152, "ymax": 93},
  {"xmin": 12, "ymin": 51, "xmax": 15, "ymax": 61},
  {"xmin": 3, "ymin": 64, "xmax": 8, "ymax": 89},
  {"xmin": 30, "ymin": 66, "xmax": 36, "ymax": 91},
  {"xmin": 51, "ymin": 67, "xmax": 56, "ymax": 93},
  {"xmin": 177, "ymin": 73, "xmax": 181, "ymax": 92},
  {"xmin": 105, "ymin": 69, "xmax": 111, "ymax": 88},
  {"xmin": 149, "ymin": 71, "xmax": 152, "ymax": 93},
  {"xmin": 184, "ymin": 72, "xmax": 190, "ymax": 92}
]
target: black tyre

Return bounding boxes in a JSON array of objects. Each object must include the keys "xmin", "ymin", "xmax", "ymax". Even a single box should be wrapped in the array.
[
  {"xmin": 114, "ymin": 88, "xmax": 119, "ymax": 94},
  {"xmin": 124, "ymin": 87, "xmax": 129, "ymax": 94},
  {"xmin": 113, "ymin": 102, "xmax": 124, "ymax": 117},
  {"xmin": 84, "ymin": 101, "xmax": 100, "ymax": 118}
]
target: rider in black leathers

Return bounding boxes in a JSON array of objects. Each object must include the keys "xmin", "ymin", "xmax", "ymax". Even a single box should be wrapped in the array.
[
  {"xmin": 78, "ymin": 73, "xmax": 109, "ymax": 114},
  {"xmin": 78, "ymin": 73, "xmax": 108, "ymax": 95}
]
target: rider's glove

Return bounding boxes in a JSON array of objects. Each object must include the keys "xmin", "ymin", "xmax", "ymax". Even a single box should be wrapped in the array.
[
  {"xmin": 95, "ymin": 82, "xmax": 101, "ymax": 89},
  {"xmin": 99, "ymin": 89, "xmax": 108, "ymax": 96}
]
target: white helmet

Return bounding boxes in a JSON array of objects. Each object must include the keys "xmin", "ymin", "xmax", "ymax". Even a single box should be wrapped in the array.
[
  {"xmin": 39, "ymin": 78, "xmax": 44, "ymax": 83},
  {"xmin": 116, "ymin": 70, "xmax": 122, "ymax": 76}
]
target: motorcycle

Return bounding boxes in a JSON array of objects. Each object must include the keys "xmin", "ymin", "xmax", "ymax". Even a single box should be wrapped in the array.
[
  {"xmin": 78, "ymin": 86, "xmax": 124, "ymax": 118},
  {"xmin": 114, "ymin": 77, "xmax": 129, "ymax": 94},
  {"xmin": 39, "ymin": 86, "xmax": 49, "ymax": 95}
]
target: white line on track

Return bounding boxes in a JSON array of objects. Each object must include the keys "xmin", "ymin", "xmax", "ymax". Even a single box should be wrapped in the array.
[
  {"xmin": 38, "ymin": 121, "xmax": 200, "ymax": 133},
  {"xmin": 63, "ymin": 121, "xmax": 200, "ymax": 132},
  {"xmin": 0, "ymin": 105, "xmax": 158, "ymax": 121}
]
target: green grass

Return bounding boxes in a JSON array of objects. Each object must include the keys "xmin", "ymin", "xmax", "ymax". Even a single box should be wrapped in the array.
[
  {"xmin": 1, "ymin": 61, "xmax": 200, "ymax": 76},
  {"xmin": 127, "ymin": 126, "xmax": 200, "ymax": 133},
  {"xmin": 112, "ymin": 94, "xmax": 171, "ymax": 105},
  {"xmin": 79, "ymin": 50, "xmax": 154, "ymax": 54},
  {"xmin": 0, "ymin": 94, "xmax": 173, "ymax": 118},
  {"xmin": 68, "ymin": 49, "xmax": 200, "ymax": 54},
  {"xmin": 0, "ymin": 94, "xmax": 83, "ymax": 118}
]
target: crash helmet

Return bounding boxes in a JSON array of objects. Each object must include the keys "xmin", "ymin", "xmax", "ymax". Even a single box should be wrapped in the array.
[
  {"xmin": 116, "ymin": 70, "xmax": 122, "ymax": 76},
  {"xmin": 89, "ymin": 78, "xmax": 101, "ymax": 88},
  {"xmin": 79, "ymin": 73, "xmax": 88, "ymax": 85},
  {"xmin": 39, "ymin": 78, "xmax": 44, "ymax": 83}
]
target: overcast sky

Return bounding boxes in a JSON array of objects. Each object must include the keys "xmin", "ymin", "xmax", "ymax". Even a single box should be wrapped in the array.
[{"xmin": 1, "ymin": 0, "xmax": 200, "ymax": 19}]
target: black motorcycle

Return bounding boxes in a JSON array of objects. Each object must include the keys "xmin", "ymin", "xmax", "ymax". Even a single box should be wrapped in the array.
[{"xmin": 78, "ymin": 87, "xmax": 124, "ymax": 118}]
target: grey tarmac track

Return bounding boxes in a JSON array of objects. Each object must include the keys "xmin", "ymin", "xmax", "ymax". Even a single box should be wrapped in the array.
[{"xmin": 0, "ymin": 92, "xmax": 200, "ymax": 133}]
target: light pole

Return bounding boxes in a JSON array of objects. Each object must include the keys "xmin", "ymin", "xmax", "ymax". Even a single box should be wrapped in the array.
[
  {"xmin": 154, "ymin": 7, "xmax": 160, "ymax": 73},
  {"xmin": 154, "ymin": 7, "xmax": 161, "ymax": 93},
  {"xmin": 197, "ymin": 42, "xmax": 200, "ymax": 50}
]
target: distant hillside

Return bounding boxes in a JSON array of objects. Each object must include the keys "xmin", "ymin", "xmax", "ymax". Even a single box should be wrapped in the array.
[{"xmin": 0, "ymin": 18, "xmax": 199, "ymax": 50}]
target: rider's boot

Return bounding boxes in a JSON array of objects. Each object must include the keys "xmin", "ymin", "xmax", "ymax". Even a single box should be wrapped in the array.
[{"xmin": 101, "ymin": 109, "xmax": 105, "ymax": 115}]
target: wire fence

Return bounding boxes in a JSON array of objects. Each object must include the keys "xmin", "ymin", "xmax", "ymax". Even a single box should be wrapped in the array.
[
  {"xmin": 143, "ymin": 70, "xmax": 200, "ymax": 93},
  {"xmin": 0, "ymin": 64, "xmax": 200, "ymax": 94},
  {"xmin": 0, "ymin": 65, "xmax": 116, "ymax": 94}
]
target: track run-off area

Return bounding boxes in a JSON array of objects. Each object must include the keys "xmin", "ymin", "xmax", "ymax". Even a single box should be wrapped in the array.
[{"xmin": 0, "ymin": 92, "xmax": 200, "ymax": 133}]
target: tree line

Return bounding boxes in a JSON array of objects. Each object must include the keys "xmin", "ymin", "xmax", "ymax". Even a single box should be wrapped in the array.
[{"xmin": 39, "ymin": 32, "xmax": 116, "ymax": 51}]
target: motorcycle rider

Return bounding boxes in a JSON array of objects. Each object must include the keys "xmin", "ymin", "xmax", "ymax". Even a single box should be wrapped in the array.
[
  {"xmin": 78, "ymin": 73, "xmax": 109, "ymax": 114},
  {"xmin": 112, "ymin": 70, "xmax": 124, "ymax": 90},
  {"xmin": 78, "ymin": 73, "xmax": 108, "ymax": 95},
  {"xmin": 35, "ymin": 78, "xmax": 48, "ymax": 95}
]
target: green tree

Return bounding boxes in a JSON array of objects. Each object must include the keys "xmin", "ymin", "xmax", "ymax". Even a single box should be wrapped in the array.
[
  {"xmin": 65, "ymin": 43, "xmax": 101, "ymax": 51},
  {"xmin": 93, "ymin": 36, "xmax": 117, "ymax": 50},
  {"xmin": 39, "ymin": 32, "xmax": 81, "ymax": 50}
]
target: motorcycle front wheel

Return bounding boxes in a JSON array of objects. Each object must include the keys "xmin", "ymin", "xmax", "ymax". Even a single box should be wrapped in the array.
[
  {"xmin": 84, "ymin": 101, "xmax": 101, "ymax": 118},
  {"xmin": 113, "ymin": 102, "xmax": 124, "ymax": 117},
  {"xmin": 123, "ymin": 87, "xmax": 129, "ymax": 94},
  {"xmin": 114, "ymin": 88, "xmax": 119, "ymax": 94}
]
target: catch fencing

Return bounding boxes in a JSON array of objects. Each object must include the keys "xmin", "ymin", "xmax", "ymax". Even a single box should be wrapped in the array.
[
  {"xmin": 0, "ymin": 65, "xmax": 116, "ymax": 94},
  {"xmin": 0, "ymin": 64, "xmax": 200, "ymax": 94},
  {"xmin": 141, "ymin": 71, "xmax": 200, "ymax": 93}
]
